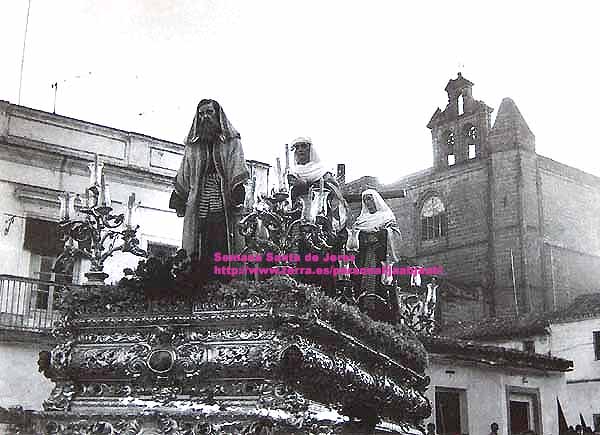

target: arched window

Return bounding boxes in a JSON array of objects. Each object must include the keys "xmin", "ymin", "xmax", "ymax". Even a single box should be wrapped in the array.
[
  {"xmin": 445, "ymin": 131, "xmax": 456, "ymax": 166},
  {"xmin": 463, "ymin": 124, "xmax": 479, "ymax": 159},
  {"xmin": 421, "ymin": 196, "xmax": 447, "ymax": 241},
  {"xmin": 458, "ymin": 94, "xmax": 464, "ymax": 115}
]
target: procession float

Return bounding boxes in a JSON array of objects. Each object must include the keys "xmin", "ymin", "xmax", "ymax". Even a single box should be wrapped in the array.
[{"xmin": 4, "ymin": 140, "xmax": 439, "ymax": 434}]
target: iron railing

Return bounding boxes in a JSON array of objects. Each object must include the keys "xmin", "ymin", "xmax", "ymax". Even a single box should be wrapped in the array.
[{"xmin": 0, "ymin": 274, "xmax": 73, "ymax": 332}]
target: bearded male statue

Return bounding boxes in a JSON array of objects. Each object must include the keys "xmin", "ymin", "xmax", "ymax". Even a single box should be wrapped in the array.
[{"xmin": 169, "ymin": 99, "xmax": 249, "ymax": 284}]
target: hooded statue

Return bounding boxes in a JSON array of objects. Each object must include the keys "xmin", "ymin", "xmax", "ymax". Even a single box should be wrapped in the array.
[
  {"xmin": 170, "ymin": 99, "xmax": 249, "ymax": 282},
  {"xmin": 353, "ymin": 189, "xmax": 403, "ymax": 262},
  {"xmin": 349, "ymin": 189, "xmax": 404, "ymax": 321}
]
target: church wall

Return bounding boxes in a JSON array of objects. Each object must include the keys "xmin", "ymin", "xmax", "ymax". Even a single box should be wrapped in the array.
[
  {"xmin": 492, "ymin": 226, "xmax": 530, "ymax": 317},
  {"xmin": 489, "ymin": 149, "xmax": 530, "ymax": 315},
  {"xmin": 514, "ymin": 150, "xmax": 546, "ymax": 312},
  {"xmin": 526, "ymin": 236, "xmax": 548, "ymax": 311},
  {"xmin": 393, "ymin": 162, "xmax": 490, "ymax": 283},
  {"xmin": 521, "ymin": 151, "xmax": 541, "ymax": 230},
  {"xmin": 440, "ymin": 295, "xmax": 486, "ymax": 325},
  {"xmin": 387, "ymin": 163, "xmax": 491, "ymax": 324},
  {"xmin": 539, "ymin": 161, "xmax": 600, "ymax": 308},
  {"xmin": 549, "ymin": 248, "xmax": 600, "ymax": 308}
]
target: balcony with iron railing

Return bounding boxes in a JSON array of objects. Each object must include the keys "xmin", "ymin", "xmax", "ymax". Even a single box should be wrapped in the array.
[{"xmin": 0, "ymin": 275, "xmax": 76, "ymax": 334}]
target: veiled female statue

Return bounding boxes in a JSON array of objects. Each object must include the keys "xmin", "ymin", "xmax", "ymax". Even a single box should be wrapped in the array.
[{"xmin": 347, "ymin": 189, "xmax": 404, "ymax": 321}]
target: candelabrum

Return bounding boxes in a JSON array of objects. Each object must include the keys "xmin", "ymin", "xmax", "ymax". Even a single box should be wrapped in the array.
[
  {"xmin": 53, "ymin": 155, "xmax": 147, "ymax": 285},
  {"xmin": 239, "ymin": 186, "xmax": 440, "ymax": 333},
  {"xmin": 239, "ymin": 146, "xmax": 335, "ymax": 261},
  {"xmin": 238, "ymin": 181, "xmax": 335, "ymax": 264},
  {"xmin": 395, "ymin": 274, "xmax": 439, "ymax": 335}
]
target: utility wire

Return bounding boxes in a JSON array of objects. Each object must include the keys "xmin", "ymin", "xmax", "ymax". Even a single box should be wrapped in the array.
[{"xmin": 18, "ymin": 0, "xmax": 32, "ymax": 104}]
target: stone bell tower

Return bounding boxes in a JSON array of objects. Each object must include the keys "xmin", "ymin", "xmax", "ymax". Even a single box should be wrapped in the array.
[{"xmin": 427, "ymin": 73, "xmax": 494, "ymax": 170}]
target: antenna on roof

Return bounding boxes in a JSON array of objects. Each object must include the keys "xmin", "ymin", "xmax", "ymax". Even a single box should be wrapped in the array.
[
  {"xmin": 49, "ymin": 72, "xmax": 93, "ymax": 114},
  {"xmin": 51, "ymin": 82, "xmax": 58, "ymax": 114}
]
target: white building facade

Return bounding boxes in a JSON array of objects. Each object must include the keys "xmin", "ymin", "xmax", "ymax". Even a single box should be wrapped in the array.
[
  {"xmin": 444, "ymin": 294, "xmax": 600, "ymax": 432},
  {"xmin": 423, "ymin": 336, "xmax": 571, "ymax": 435},
  {"xmin": 0, "ymin": 100, "xmax": 269, "ymax": 410}
]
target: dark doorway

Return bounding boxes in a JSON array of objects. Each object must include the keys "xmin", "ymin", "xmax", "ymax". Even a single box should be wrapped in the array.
[
  {"xmin": 436, "ymin": 390, "xmax": 462, "ymax": 435},
  {"xmin": 510, "ymin": 400, "xmax": 530, "ymax": 434}
]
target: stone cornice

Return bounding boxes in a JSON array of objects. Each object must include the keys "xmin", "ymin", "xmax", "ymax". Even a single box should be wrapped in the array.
[
  {"xmin": 4, "ymin": 102, "xmax": 182, "ymax": 152},
  {"xmin": 0, "ymin": 138, "xmax": 176, "ymax": 190}
]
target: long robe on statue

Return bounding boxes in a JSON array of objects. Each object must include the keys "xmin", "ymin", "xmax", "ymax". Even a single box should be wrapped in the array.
[
  {"xmin": 287, "ymin": 137, "xmax": 349, "ymax": 295},
  {"xmin": 350, "ymin": 189, "xmax": 404, "ymax": 320},
  {"xmin": 170, "ymin": 100, "xmax": 249, "ymax": 283}
]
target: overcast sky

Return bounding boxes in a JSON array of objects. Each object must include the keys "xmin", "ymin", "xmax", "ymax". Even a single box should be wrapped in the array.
[{"xmin": 1, "ymin": 1, "xmax": 599, "ymax": 184}]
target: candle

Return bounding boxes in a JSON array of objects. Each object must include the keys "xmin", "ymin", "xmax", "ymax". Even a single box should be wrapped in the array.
[
  {"xmin": 424, "ymin": 281, "xmax": 438, "ymax": 316},
  {"xmin": 94, "ymin": 153, "xmax": 98, "ymax": 179},
  {"xmin": 410, "ymin": 266, "xmax": 422, "ymax": 287},
  {"xmin": 87, "ymin": 154, "xmax": 103, "ymax": 187},
  {"xmin": 284, "ymin": 144, "xmax": 290, "ymax": 192},
  {"xmin": 380, "ymin": 260, "xmax": 394, "ymax": 286},
  {"xmin": 276, "ymin": 157, "xmax": 283, "ymax": 191},
  {"xmin": 285, "ymin": 144, "xmax": 290, "ymax": 174},
  {"xmin": 246, "ymin": 176, "xmax": 256, "ymax": 210},
  {"xmin": 58, "ymin": 193, "xmax": 76, "ymax": 221},
  {"xmin": 58, "ymin": 193, "xmax": 68, "ymax": 221},
  {"xmin": 74, "ymin": 194, "xmax": 83, "ymax": 219},
  {"xmin": 126, "ymin": 193, "xmax": 136, "ymax": 228},
  {"xmin": 345, "ymin": 228, "xmax": 360, "ymax": 252},
  {"xmin": 87, "ymin": 162, "xmax": 94, "ymax": 187},
  {"xmin": 97, "ymin": 174, "xmax": 112, "ymax": 213},
  {"xmin": 67, "ymin": 193, "xmax": 76, "ymax": 220}
]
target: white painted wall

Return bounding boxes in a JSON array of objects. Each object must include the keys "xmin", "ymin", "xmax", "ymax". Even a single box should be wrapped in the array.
[
  {"xmin": 426, "ymin": 357, "xmax": 567, "ymax": 435},
  {"xmin": 548, "ymin": 319, "xmax": 600, "ymax": 428},
  {"xmin": 0, "ymin": 341, "xmax": 54, "ymax": 410},
  {"xmin": 0, "ymin": 180, "xmax": 29, "ymax": 277},
  {"xmin": 0, "ymin": 162, "xmax": 184, "ymax": 284},
  {"xmin": 469, "ymin": 318, "xmax": 600, "ymax": 430},
  {"xmin": 550, "ymin": 319, "xmax": 600, "ymax": 381}
]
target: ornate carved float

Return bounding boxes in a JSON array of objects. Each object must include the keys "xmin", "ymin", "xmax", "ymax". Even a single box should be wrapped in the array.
[{"xmin": 14, "ymin": 268, "xmax": 431, "ymax": 434}]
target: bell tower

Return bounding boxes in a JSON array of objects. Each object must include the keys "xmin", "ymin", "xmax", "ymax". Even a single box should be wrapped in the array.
[{"xmin": 427, "ymin": 73, "xmax": 494, "ymax": 170}]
